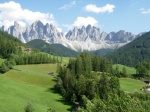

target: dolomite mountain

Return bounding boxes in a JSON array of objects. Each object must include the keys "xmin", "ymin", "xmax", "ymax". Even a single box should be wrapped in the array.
[{"xmin": 1, "ymin": 20, "xmax": 140, "ymax": 51}]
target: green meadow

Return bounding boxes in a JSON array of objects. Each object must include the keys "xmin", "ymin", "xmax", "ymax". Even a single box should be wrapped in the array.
[
  {"xmin": 119, "ymin": 78, "xmax": 147, "ymax": 93},
  {"xmin": 0, "ymin": 64, "xmax": 70, "ymax": 112},
  {"xmin": 113, "ymin": 64, "xmax": 136, "ymax": 75}
]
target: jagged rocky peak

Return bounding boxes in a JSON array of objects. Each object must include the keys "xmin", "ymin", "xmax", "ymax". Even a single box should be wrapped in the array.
[
  {"xmin": 32, "ymin": 20, "xmax": 43, "ymax": 26},
  {"xmin": 66, "ymin": 24, "xmax": 101, "ymax": 41},
  {"xmin": 7, "ymin": 21, "xmax": 26, "ymax": 43},
  {"xmin": 31, "ymin": 20, "xmax": 44, "ymax": 31},
  {"xmin": 100, "ymin": 32, "xmax": 108, "ymax": 40},
  {"xmin": 105, "ymin": 30, "xmax": 136, "ymax": 43},
  {"xmin": 0, "ymin": 25, "xmax": 5, "ymax": 31}
]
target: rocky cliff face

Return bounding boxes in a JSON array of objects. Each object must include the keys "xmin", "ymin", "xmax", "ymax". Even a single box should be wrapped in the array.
[
  {"xmin": 66, "ymin": 25, "xmax": 101, "ymax": 42},
  {"xmin": 3, "ymin": 20, "xmax": 140, "ymax": 51},
  {"xmin": 105, "ymin": 30, "xmax": 136, "ymax": 43},
  {"xmin": 65, "ymin": 25, "xmax": 137, "ymax": 51},
  {"xmin": 8, "ymin": 21, "xmax": 26, "ymax": 43}
]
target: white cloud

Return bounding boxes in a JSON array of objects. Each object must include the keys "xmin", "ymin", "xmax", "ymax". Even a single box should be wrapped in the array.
[
  {"xmin": 63, "ymin": 17, "xmax": 98, "ymax": 30},
  {"xmin": 17, "ymin": 21, "xmax": 26, "ymax": 27},
  {"xmin": 140, "ymin": 8, "xmax": 150, "ymax": 14},
  {"xmin": 59, "ymin": 1, "xmax": 76, "ymax": 10},
  {"xmin": 0, "ymin": 1, "xmax": 56, "ymax": 28},
  {"xmin": 57, "ymin": 28, "xmax": 62, "ymax": 32},
  {"xmin": 83, "ymin": 4, "xmax": 115, "ymax": 14},
  {"xmin": 73, "ymin": 17, "xmax": 98, "ymax": 27}
]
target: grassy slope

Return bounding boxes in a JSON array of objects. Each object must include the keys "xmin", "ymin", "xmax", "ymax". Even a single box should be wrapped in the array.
[
  {"xmin": 2, "ymin": 64, "xmax": 57, "ymax": 88},
  {"xmin": 0, "ymin": 64, "xmax": 70, "ymax": 112},
  {"xmin": 119, "ymin": 78, "xmax": 147, "ymax": 93},
  {"xmin": 113, "ymin": 64, "xmax": 147, "ymax": 92},
  {"xmin": 113, "ymin": 64, "xmax": 136, "ymax": 75}
]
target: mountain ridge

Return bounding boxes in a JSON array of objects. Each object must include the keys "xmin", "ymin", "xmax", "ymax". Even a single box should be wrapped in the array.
[{"xmin": 1, "ymin": 20, "xmax": 143, "ymax": 51}]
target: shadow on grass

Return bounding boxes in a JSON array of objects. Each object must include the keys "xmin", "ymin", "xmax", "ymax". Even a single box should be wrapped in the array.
[
  {"xmin": 47, "ymin": 87, "xmax": 73, "ymax": 111},
  {"xmin": 12, "ymin": 68, "xmax": 21, "ymax": 71},
  {"xmin": 131, "ymin": 74, "xmax": 142, "ymax": 79},
  {"xmin": 131, "ymin": 74, "xmax": 150, "ymax": 79},
  {"xmin": 46, "ymin": 76, "xmax": 73, "ymax": 111},
  {"xmin": 55, "ymin": 98, "xmax": 73, "ymax": 111}
]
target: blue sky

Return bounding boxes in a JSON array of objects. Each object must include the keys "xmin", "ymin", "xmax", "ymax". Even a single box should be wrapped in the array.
[{"xmin": 0, "ymin": 0, "xmax": 150, "ymax": 34}]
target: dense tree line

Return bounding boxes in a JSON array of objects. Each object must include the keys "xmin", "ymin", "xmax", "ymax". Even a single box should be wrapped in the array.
[
  {"xmin": 0, "ymin": 52, "xmax": 60, "ymax": 73},
  {"xmin": 135, "ymin": 61, "xmax": 150, "ymax": 78},
  {"xmin": 106, "ymin": 32, "xmax": 150, "ymax": 67},
  {"xmin": 55, "ymin": 53, "xmax": 150, "ymax": 111},
  {"xmin": 12, "ymin": 52, "xmax": 59, "ymax": 65}
]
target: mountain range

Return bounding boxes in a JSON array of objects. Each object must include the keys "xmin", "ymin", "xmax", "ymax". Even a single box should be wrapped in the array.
[{"xmin": 0, "ymin": 20, "xmax": 144, "ymax": 51}]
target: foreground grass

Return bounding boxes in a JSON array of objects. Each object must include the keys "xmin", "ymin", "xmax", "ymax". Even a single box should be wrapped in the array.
[
  {"xmin": 119, "ymin": 78, "xmax": 147, "ymax": 93},
  {"xmin": 0, "ymin": 64, "xmax": 70, "ymax": 112},
  {"xmin": 0, "ymin": 77, "xmax": 70, "ymax": 112},
  {"xmin": 113, "ymin": 64, "xmax": 136, "ymax": 75}
]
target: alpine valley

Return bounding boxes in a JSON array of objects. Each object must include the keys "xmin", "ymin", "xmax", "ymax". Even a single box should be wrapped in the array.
[{"xmin": 1, "ymin": 20, "xmax": 144, "ymax": 51}]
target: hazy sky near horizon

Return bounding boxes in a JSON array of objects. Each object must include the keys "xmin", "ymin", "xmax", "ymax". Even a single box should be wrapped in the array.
[{"xmin": 0, "ymin": 0, "xmax": 150, "ymax": 34}]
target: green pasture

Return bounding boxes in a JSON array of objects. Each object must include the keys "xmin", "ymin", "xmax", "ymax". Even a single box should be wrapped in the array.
[
  {"xmin": 119, "ymin": 78, "xmax": 147, "ymax": 93},
  {"xmin": 0, "ymin": 64, "xmax": 70, "ymax": 112},
  {"xmin": 113, "ymin": 64, "xmax": 136, "ymax": 75},
  {"xmin": 2, "ymin": 64, "xmax": 57, "ymax": 88}
]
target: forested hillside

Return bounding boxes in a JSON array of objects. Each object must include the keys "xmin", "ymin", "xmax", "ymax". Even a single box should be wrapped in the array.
[
  {"xmin": 0, "ymin": 31, "xmax": 60, "ymax": 74},
  {"xmin": 56, "ymin": 53, "xmax": 150, "ymax": 112},
  {"xmin": 92, "ymin": 48, "xmax": 115, "ymax": 56},
  {"xmin": 0, "ymin": 31, "xmax": 22, "ymax": 58},
  {"xmin": 107, "ymin": 32, "xmax": 150, "ymax": 67},
  {"xmin": 27, "ymin": 39, "xmax": 78, "ymax": 57}
]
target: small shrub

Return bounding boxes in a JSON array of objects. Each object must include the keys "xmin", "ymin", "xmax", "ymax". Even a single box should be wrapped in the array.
[{"xmin": 24, "ymin": 102, "xmax": 34, "ymax": 112}]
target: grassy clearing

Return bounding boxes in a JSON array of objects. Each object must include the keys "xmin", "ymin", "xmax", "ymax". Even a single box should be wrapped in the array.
[
  {"xmin": 0, "ymin": 77, "xmax": 70, "ymax": 112},
  {"xmin": 113, "ymin": 64, "xmax": 136, "ymax": 75},
  {"xmin": 2, "ymin": 64, "xmax": 57, "ymax": 88},
  {"xmin": 0, "ymin": 64, "xmax": 71, "ymax": 111},
  {"xmin": 119, "ymin": 78, "xmax": 147, "ymax": 93},
  {"xmin": 61, "ymin": 57, "xmax": 72, "ymax": 64}
]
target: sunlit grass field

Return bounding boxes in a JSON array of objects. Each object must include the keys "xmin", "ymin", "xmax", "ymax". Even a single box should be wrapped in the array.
[
  {"xmin": 113, "ymin": 64, "xmax": 136, "ymax": 75},
  {"xmin": 0, "ymin": 64, "xmax": 70, "ymax": 112},
  {"xmin": 119, "ymin": 78, "xmax": 147, "ymax": 93}
]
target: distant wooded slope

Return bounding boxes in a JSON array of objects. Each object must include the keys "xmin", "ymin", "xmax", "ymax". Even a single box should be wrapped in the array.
[
  {"xmin": 106, "ymin": 32, "xmax": 150, "ymax": 67},
  {"xmin": 26, "ymin": 39, "xmax": 78, "ymax": 57}
]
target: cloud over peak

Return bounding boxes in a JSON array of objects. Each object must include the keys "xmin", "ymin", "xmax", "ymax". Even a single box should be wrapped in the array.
[
  {"xmin": 73, "ymin": 17, "xmax": 98, "ymax": 27},
  {"xmin": 0, "ymin": 1, "xmax": 56, "ymax": 29},
  {"xmin": 83, "ymin": 4, "xmax": 115, "ymax": 14},
  {"xmin": 63, "ymin": 16, "xmax": 98, "ymax": 30}
]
